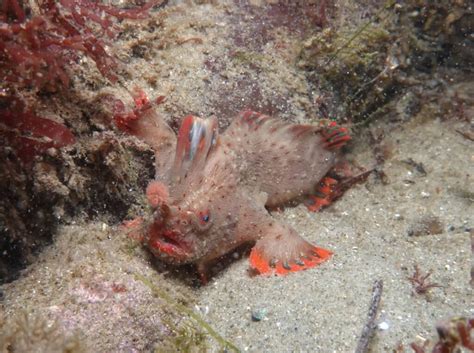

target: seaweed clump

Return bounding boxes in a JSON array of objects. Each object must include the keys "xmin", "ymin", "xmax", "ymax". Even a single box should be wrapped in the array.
[
  {"xmin": 0, "ymin": 0, "xmax": 161, "ymax": 89},
  {"xmin": 298, "ymin": 0, "xmax": 473, "ymax": 124},
  {"xmin": 405, "ymin": 317, "xmax": 474, "ymax": 353},
  {"xmin": 0, "ymin": 0, "xmax": 161, "ymax": 158},
  {"xmin": 298, "ymin": 1, "xmax": 399, "ymax": 123}
]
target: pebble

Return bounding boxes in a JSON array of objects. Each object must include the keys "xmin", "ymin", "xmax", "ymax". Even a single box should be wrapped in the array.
[{"xmin": 251, "ymin": 308, "xmax": 268, "ymax": 322}]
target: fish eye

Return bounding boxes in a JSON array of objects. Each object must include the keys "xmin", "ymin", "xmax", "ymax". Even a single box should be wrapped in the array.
[
  {"xmin": 200, "ymin": 211, "xmax": 210, "ymax": 224},
  {"xmin": 191, "ymin": 209, "xmax": 212, "ymax": 232}
]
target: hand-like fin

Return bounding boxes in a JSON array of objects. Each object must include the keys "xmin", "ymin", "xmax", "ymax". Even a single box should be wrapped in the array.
[
  {"xmin": 248, "ymin": 222, "xmax": 332, "ymax": 276},
  {"xmin": 306, "ymin": 169, "xmax": 373, "ymax": 212},
  {"xmin": 306, "ymin": 176, "xmax": 339, "ymax": 212}
]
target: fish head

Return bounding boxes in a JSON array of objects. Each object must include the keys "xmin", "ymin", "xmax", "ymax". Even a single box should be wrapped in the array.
[
  {"xmin": 144, "ymin": 115, "xmax": 240, "ymax": 264},
  {"xmin": 144, "ymin": 175, "xmax": 234, "ymax": 264}
]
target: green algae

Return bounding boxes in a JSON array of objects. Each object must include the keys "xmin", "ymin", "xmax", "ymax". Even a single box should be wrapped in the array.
[
  {"xmin": 298, "ymin": 13, "xmax": 395, "ymax": 124},
  {"xmin": 157, "ymin": 318, "xmax": 208, "ymax": 353},
  {"xmin": 232, "ymin": 50, "xmax": 266, "ymax": 67},
  {"xmin": 325, "ymin": 0, "xmax": 396, "ymax": 66},
  {"xmin": 136, "ymin": 274, "xmax": 240, "ymax": 353}
]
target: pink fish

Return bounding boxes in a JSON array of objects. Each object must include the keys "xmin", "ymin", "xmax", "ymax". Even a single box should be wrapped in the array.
[{"xmin": 128, "ymin": 109, "xmax": 350, "ymax": 282}]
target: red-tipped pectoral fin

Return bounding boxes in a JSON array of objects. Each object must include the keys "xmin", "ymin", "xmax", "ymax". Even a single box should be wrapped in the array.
[{"xmin": 249, "ymin": 223, "xmax": 332, "ymax": 276}]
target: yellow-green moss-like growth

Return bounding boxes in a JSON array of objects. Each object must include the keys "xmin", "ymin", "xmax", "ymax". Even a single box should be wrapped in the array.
[
  {"xmin": 136, "ymin": 274, "xmax": 239, "ymax": 353},
  {"xmin": 0, "ymin": 311, "xmax": 86, "ymax": 353},
  {"xmin": 298, "ymin": 1, "xmax": 397, "ymax": 124},
  {"xmin": 298, "ymin": 0, "xmax": 471, "ymax": 124}
]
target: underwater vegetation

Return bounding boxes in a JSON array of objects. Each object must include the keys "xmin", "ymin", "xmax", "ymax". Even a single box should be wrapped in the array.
[
  {"xmin": 0, "ymin": 0, "xmax": 163, "ymax": 283},
  {"xmin": 0, "ymin": 0, "xmax": 161, "ymax": 160},
  {"xmin": 395, "ymin": 317, "xmax": 474, "ymax": 353},
  {"xmin": 137, "ymin": 274, "xmax": 239, "ymax": 352},
  {"xmin": 407, "ymin": 265, "xmax": 442, "ymax": 297},
  {"xmin": 298, "ymin": 0, "xmax": 473, "ymax": 124},
  {"xmin": 0, "ymin": 0, "xmax": 162, "ymax": 87}
]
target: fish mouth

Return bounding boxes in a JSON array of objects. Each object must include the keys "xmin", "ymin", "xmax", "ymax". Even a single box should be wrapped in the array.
[{"xmin": 148, "ymin": 226, "xmax": 191, "ymax": 262}]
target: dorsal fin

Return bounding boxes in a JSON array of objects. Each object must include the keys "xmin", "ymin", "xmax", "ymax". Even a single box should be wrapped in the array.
[
  {"xmin": 231, "ymin": 110, "xmax": 351, "ymax": 148},
  {"xmin": 171, "ymin": 115, "xmax": 218, "ymax": 183},
  {"xmin": 228, "ymin": 110, "xmax": 325, "ymax": 142}
]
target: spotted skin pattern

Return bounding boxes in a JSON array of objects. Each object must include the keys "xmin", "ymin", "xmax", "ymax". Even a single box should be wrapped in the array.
[{"xmin": 130, "ymin": 110, "xmax": 350, "ymax": 282}]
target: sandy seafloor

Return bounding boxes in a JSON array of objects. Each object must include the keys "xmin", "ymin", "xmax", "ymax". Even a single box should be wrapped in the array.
[
  {"xmin": 196, "ymin": 116, "xmax": 473, "ymax": 352},
  {"xmin": 2, "ymin": 116, "xmax": 472, "ymax": 353},
  {"xmin": 1, "ymin": 1, "xmax": 473, "ymax": 352}
]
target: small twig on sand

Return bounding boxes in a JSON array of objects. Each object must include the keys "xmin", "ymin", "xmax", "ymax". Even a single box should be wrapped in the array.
[
  {"xmin": 470, "ymin": 229, "xmax": 474, "ymax": 287},
  {"xmin": 355, "ymin": 280, "xmax": 384, "ymax": 353},
  {"xmin": 456, "ymin": 129, "xmax": 474, "ymax": 142}
]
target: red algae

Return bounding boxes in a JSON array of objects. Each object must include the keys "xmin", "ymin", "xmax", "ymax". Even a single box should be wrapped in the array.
[
  {"xmin": 1, "ymin": 110, "xmax": 75, "ymax": 163},
  {"xmin": 0, "ymin": 0, "xmax": 163, "ymax": 88},
  {"xmin": 0, "ymin": 0, "xmax": 162, "ymax": 162}
]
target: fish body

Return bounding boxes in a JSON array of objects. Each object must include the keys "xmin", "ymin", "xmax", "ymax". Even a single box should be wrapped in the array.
[{"xmin": 140, "ymin": 110, "xmax": 350, "ymax": 279}]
